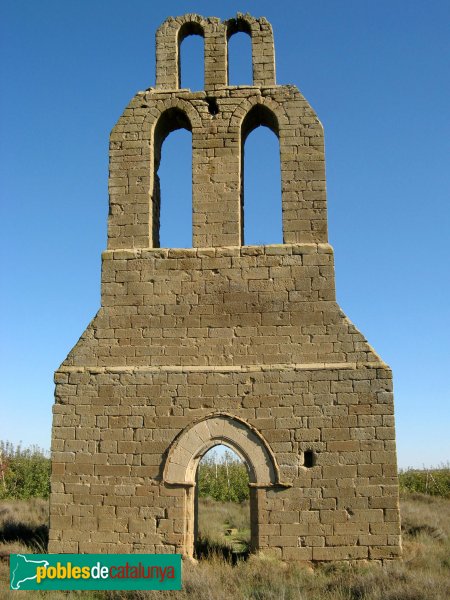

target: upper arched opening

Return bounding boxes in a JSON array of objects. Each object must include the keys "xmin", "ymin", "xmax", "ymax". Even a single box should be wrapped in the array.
[
  {"xmin": 227, "ymin": 18, "xmax": 252, "ymax": 86},
  {"xmin": 226, "ymin": 16, "xmax": 252, "ymax": 37},
  {"xmin": 178, "ymin": 21, "xmax": 205, "ymax": 90},
  {"xmin": 155, "ymin": 14, "xmax": 275, "ymax": 90},
  {"xmin": 178, "ymin": 20, "xmax": 204, "ymax": 42}
]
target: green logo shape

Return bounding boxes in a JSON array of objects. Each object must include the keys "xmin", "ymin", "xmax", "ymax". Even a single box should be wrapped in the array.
[{"xmin": 10, "ymin": 554, "xmax": 182, "ymax": 590}]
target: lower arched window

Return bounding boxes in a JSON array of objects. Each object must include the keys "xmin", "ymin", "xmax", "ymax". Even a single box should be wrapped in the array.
[
  {"xmin": 241, "ymin": 105, "xmax": 282, "ymax": 245},
  {"xmin": 153, "ymin": 108, "xmax": 192, "ymax": 248}
]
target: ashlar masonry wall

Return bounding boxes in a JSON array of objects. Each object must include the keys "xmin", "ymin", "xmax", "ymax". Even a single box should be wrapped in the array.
[{"xmin": 49, "ymin": 13, "xmax": 401, "ymax": 562}]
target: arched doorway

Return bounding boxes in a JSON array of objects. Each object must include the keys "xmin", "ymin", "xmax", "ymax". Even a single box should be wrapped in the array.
[
  {"xmin": 163, "ymin": 413, "xmax": 282, "ymax": 558},
  {"xmin": 196, "ymin": 445, "xmax": 250, "ymax": 560}
]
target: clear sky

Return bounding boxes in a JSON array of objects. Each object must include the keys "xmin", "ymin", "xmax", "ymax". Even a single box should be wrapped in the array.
[{"xmin": 1, "ymin": 0, "xmax": 449, "ymax": 469}]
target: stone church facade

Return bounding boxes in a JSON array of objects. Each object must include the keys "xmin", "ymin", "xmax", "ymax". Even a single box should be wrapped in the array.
[{"xmin": 49, "ymin": 14, "xmax": 401, "ymax": 562}]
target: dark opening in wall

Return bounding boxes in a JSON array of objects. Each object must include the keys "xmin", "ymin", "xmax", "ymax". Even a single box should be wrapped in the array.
[
  {"xmin": 206, "ymin": 97, "xmax": 219, "ymax": 116},
  {"xmin": 227, "ymin": 20, "xmax": 252, "ymax": 85},
  {"xmin": 304, "ymin": 450, "xmax": 315, "ymax": 468},
  {"xmin": 179, "ymin": 22, "xmax": 204, "ymax": 90}
]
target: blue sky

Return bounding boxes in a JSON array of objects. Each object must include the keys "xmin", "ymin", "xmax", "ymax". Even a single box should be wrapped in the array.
[{"xmin": 1, "ymin": 0, "xmax": 449, "ymax": 469}]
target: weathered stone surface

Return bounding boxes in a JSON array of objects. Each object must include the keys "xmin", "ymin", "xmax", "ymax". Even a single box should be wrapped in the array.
[{"xmin": 50, "ymin": 13, "xmax": 401, "ymax": 562}]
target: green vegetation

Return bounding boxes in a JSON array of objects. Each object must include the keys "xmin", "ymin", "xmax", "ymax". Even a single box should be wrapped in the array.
[
  {"xmin": 197, "ymin": 450, "xmax": 249, "ymax": 503},
  {"xmin": 399, "ymin": 465, "xmax": 450, "ymax": 498},
  {"xmin": 0, "ymin": 441, "xmax": 50, "ymax": 500}
]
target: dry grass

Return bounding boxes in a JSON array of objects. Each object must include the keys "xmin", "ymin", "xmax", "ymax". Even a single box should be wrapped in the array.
[
  {"xmin": 197, "ymin": 497, "xmax": 250, "ymax": 556},
  {"xmin": 198, "ymin": 497, "xmax": 250, "ymax": 537},
  {"xmin": 0, "ymin": 497, "xmax": 48, "ymax": 553},
  {"xmin": 0, "ymin": 494, "xmax": 449, "ymax": 599}
]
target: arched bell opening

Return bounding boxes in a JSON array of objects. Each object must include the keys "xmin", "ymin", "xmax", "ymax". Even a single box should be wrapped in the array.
[
  {"xmin": 152, "ymin": 107, "xmax": 193, "ymax": 248},
  {"xmin": 227, "ymin": 18, "xmax": 252, "ymax": 86},
  {"xmin": 240, "ymin": 104, "xmax": 282, "ymax": 245},
  {"xmin": 178, "ymin": 21, "xmax": 205, "ymax": 91}
]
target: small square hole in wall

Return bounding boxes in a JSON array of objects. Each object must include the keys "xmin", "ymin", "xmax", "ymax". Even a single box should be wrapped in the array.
[{"xmin": 304, "ymin": 450, "xmax": 315, "ymax": 468}]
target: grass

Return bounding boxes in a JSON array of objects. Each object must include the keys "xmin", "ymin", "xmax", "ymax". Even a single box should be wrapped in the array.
[
  {"xmin": 0, "ymin": 493, "xmax": 449, "ymax": 599},
  {"xmin": 0, "ymin": 497, "xmax": 48, "ymax": 553},
  {"xmin": 196, "ymin": 497, "xmax": 250, "ymax": 559}
]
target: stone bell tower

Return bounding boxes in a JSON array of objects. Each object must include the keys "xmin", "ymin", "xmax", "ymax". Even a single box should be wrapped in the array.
[{"xmin": 50, "ymin": 14, "xmax": 401, "ymax": 562}]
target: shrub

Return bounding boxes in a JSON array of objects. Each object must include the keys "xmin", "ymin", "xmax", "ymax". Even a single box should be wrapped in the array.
[{"xmin": 0, "ymin": 441, "xmax": 50, "ymax": 500}]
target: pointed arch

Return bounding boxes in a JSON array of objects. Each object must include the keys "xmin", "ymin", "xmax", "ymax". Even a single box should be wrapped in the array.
[
  {"xmin": 164, "ymin": 413, "xmax": 284, "ymax": 487},
  {"xmin": 241, "ymin": 103, "xmax": 279, "ymax": 141}
]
